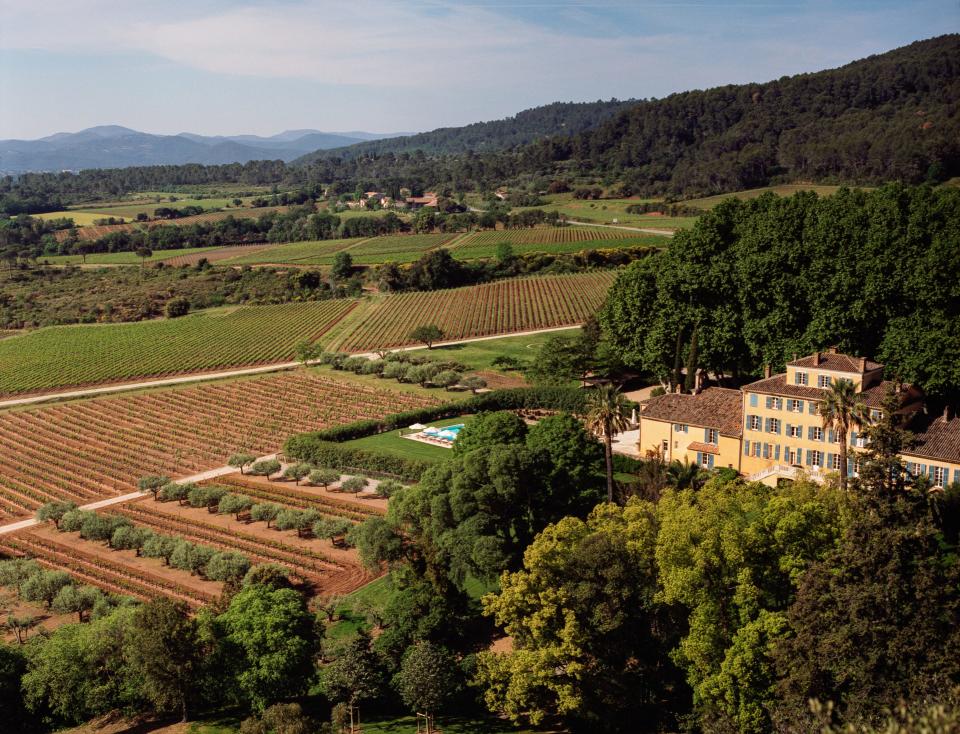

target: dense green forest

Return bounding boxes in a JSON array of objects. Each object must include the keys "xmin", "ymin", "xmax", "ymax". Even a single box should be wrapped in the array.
[
  {"xmin": 599, "ymin": 183, "xmax": 960, "ymax": 404},
  {"xmin": 2, "ymin": 35, "xmax": 955, "ymax": 212},
  {"xmin": 297, "ymin": 99, "xmax": 637, "ymax": 161}
]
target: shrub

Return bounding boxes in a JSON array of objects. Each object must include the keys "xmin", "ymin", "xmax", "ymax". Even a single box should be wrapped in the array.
[
  {"xmin": 433, "ymin": 370, "xmax": 462, "ymax": 390},
  {"xmin": 158, "ymin": 482, "xmax": 193, "ymax": 504},
  {"xmin": 142, "ymin": 533, "xmax": 177, "ymax": 564},
  {"xmin": 361, "ymin": 359, "xmax": 384, "ymax": 376},
  {"xmin": 274, "ymin": 509, "xmax": 303, "ymax": 532},
  {"xmin": 382, "ymin": 362, "xmax": 407, "ymax": 380},
  {"xmin": 313, "ymin": 517, "xmax": 353, "ymax": 542},
  {"xmin": 80, "ymin": 514, "xmax": 130, "ymax": 543},
  {"xmin": 461, "ymin": 375, "xmax": 488, "ymax": 394},
  {"xmin": 343, "ymin": 356, "xmax": 369, "ymax": 373},
  {"xmin": 188, "ymin": 485, "xmax": 228, "ymax": 509},
  {"xmin": 165, "ymin": 297, "xmax": 190, "ymax": 318},
  {"xmin": 110, "ymin": 525, "xmax": 150, "ymax": 553},
  {"xmin": 59, "ymin": 509, "xmax": 94, "ymax": 533}
]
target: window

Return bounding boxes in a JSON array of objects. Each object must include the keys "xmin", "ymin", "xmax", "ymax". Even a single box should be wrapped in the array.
[
  {"xmin": 697, "ymin": 452, "xmax": 713, "ymax": 469},
  {"xmin": 706, "ymin": 428, "xmax": 719, "ymax": 445},
  {"xmin": 933, "ymin": 466, "xmax": 946, "ymax": 487},
  {"xmin": 817, "ymin": 375, "xmax": 832, "ymax": 388},
  {"xmin": 661, "ymin": 439, "xmax": 668, "ymax": 454},
  {"xmin": 748, "ymin": 416, "xmax": 760, "ymax": 431},
  {"xmin": 673, "ymin": 423, "xmax": 688, "ymax": 433},
  {"xmin": 808, "ymin": 401, "xmax": 819, "ymax": 415},
  {"xmin": 787, "ymin": 424, "xmax": 802, "ymax": 438},
  {"xmin": 768, "ymin": 418, "xmax": 781, "ymax": 433},
  {"xmin": 870, "ymin": 409, "xmax": 882, "ymax": 422},
  {"xmin": 787, "ymin": 399, "xmax": 804, "ymax": 412},
  {"xmin": 808, "ymin": 426, "xmax": 823, "ymax": 441},
  {"xmin": 751, "ymin": 443, "xmax": 762, "ymax": 457},
  {"xmin": 749, "ymin": 393, "xmax": 758, "ymax": 407},
  {"xmin": 830, "ymin": 454, "xmax": 842, "ymax": 470},
  {"xmin": 809, "ymin": 450, "xmax": 822, "ymax": 467},
  {"xmin": 765, "ymin": 396, "xmax": 782, "ymax": 410},
  {"xmin": 795, "ymin": 371, "xmax": 809, "ymax": 386}
]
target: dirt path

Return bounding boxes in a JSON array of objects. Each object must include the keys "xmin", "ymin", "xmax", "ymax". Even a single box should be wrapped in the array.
[
  {"xmin": 0, "ymin": 453, "xmax": 278, "ymax": 536},
  {"xmin": 0, "ymin": 324, "xmax": 581, "ymax": 410}
]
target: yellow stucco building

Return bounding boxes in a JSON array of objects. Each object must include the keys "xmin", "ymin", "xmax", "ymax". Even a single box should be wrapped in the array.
[{"xmin": 638, "ymin": 349, "xmax": 960, "ymax": 488}]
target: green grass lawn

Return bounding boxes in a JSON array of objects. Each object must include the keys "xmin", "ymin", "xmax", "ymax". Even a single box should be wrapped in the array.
[
  {"xmin": 512, "ymin": 193, "xmax": 696, "ymax": 229},
  {"xmin": 70, "ymin": 196, "xmax": 247, "ymax": 219},
  {"xmin": 188, "ymin": 711, "xmax": 539, "ymax": 734},
  {"xmin": 421, "ymin": 328, "xmax": 580, "ymax": 371},
  {"xmin": 340, "ymin": 416, "xmax": 470, "ymax": 461},
  {"xmin": 33, "ymin": 210, "xmax": 127, "ymax": 225}
]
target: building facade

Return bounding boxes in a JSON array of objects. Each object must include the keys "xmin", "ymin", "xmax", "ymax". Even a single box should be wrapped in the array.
[{"xmin": 638, "ymin": 350, "xmax": 960, "ymax": 488}]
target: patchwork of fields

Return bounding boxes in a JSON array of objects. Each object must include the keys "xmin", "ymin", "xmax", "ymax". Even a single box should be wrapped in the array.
[
  {"xmin": 0, "ymin": 300, "xmax": 355, "ymax": 395},
  {"xmin": 220, "ymin": 234, "xmax": 458, "ymax": 266}
]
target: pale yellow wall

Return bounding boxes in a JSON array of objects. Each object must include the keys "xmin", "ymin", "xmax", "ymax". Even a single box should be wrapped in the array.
[
  {"xmin": 638, "ymin": 416, "xmax": 741, "ymax": 470},
  {"xmin": 784, "ymin": 364, "xmax": 884, "ymax": 393},
  {"xmin": 741, "ymin": 389, "xmax": 852, "ymax": 476},
  {"xmin": 900, "ymin": 453, "xmax": 960, "ymax": 488}
]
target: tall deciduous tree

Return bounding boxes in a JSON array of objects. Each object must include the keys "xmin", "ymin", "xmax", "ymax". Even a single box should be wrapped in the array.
[{"xmin": 128, "ymin": 598, "xmax": 205, "ymax": 722}]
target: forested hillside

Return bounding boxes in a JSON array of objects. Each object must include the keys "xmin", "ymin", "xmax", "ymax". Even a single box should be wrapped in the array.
[
  {"xmin": 3, "ymin": 35, "xmax": 956, "ymax": 209},
  {"xmin": 295, "ymin": 99, "xmax": 636, "ymax": 162}
]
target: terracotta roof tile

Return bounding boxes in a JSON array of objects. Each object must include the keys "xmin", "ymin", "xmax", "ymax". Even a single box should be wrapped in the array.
[
  {"xmin": 788, "ymin": 353, "xmax": 883, "ymax": 373},
  {"xmin": 640, "ymin": 388, "xmax": 743, "ymax": 436},
  {"xmin": 744, "ymin": 375, "xmax": 913, "ymax": 409},
  {"xmin": 687, "ymin": 441, "xmax": 720, "ymax": 455},
  {"xmin": 904, "ymin": 414, "xmax": 960, "ymax": 464}
]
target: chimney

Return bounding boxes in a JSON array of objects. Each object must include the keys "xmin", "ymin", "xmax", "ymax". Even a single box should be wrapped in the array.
[
  {"xmin": 945, "ymin": 406, "xmax": 954, "ymax": 422},
  {"xmin": 814, "ymin": 351, "xmax": 821, "ymax": 366},
  {"xmin": 763, "ymin": 364, "xmax": 772, "ymax": 379},
  {"xmin": 858, "ymin": 357, "xmax": 867, "ymax": 372},
  {"xmin": 828, "ymin": 346, "xmax": 838, "ymax": 354},
  {"xmin": 792, "ymin": 353, "xmax": 798, "ymax": 362}
]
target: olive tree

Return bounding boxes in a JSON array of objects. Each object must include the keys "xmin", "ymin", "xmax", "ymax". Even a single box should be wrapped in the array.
[
  {"xmin": 110, "ymin": 525, "xmax": 151, "ymax": 555},
  {"xmin": 218, "ymin": 493, "xmax": 254, "ymax": 520},
  {"xmin": 283, "ymin": 463, "xmax": 312, "ymax": 485},
  {"xmin": 313, "ymin": 517, "xmax": 353, "ymax": 543},
  {"xmin": 51, "ymin": 584, "xmax": 104, "ymax": 622},
  {"xmin": 205, "ymin": 552, "xmax": 251, "ymax": 583},
  {"xmin": 36, "ymin": 501, "xmax": 78, "ymax": 529},
  {"xmin": 228, "ymin": 453, "xmax": 257, "ymax": 475},
  {"xmin": 250, "ymin": 502, "xmax": 282, "ymax": 528},
  {"xmin": 308, "ymin": 468, "xmax": 340, "ymax": 489},
  {"xmin": 460, "ymin": 375, "xmax": 487, "ymax": 394},
  {"xmin": 409, "ymin": 324, "xmax": 444, "ymax": 349},
  {"xmin": 21, "ymin": 570, "xmax": 72, "ymax": 609},
  {"xmin": 374, "ymin": 480, "xmax": 404, "ymax": 499},
  {"xmin": 249, "ymin": 459, "xmax": 282, "ymax": 479},
  {"xmin": 138, "ymin": 475, "xmax": 171, "ymax": 500},
  {"xmin": 340, "ymin": 476, "xmax": 369, "ymax": 494},
  {"xmin": 433, "ymin": 370, "xmax": 462, "ymax": 391}
]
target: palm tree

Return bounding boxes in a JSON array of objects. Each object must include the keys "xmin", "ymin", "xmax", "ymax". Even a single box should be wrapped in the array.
[
  {"xmin": 818, "ymin": 378, "xmax": 868, "ymax": 491},
  {"xmin": 668, "ymin": 457, "xmax": 705, "ymax": 490},
  {"xmin": 586, "ymin": 384, "xmax": 632, "ymax": 503}
]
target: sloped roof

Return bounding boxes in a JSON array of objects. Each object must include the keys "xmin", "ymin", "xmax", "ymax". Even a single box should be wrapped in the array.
[
  {"xmin": 905, "ymin": 414, "xmax": 960, "ymax": 464},
  {"xmin": 744, "ymin": 375, "xmax": 911, "ymax": 409},
  {"xmin": 641, "ymin": 387, "xmax": 743, "ymax": 436},
  {"xmin": 788, "ymin": 353, "xmax": 883, "ymax": 373}
]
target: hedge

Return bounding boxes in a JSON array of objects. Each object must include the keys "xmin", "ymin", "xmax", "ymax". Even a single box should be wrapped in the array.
[
  {"xmin": 282, "ymin": 439, "xmax": 433, "ymax": 482},
  {"xmin": 283, "ymin": 387, "xmax": 600, "ymax": 481}
]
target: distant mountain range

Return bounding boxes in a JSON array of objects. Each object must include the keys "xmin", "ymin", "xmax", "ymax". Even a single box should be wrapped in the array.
[{"xmin": 0, "ymin": 126, "xmax": 406, "ymax": 174}]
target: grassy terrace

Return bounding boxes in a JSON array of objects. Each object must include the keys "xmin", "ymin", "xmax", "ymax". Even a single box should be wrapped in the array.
[
  {"xmin": 340, "ymin": 416, "xmax": 472, "ymax": 461},
  {"xmin": 39, "ymin": 245, "xmax": 222, "ymax": 266}
]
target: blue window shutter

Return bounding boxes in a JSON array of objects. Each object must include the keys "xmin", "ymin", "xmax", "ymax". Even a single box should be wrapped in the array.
[
  {"xmin": 828, "ymin": 429, "xmax": 835, "ymax": 443},
  {"xmin": 929, "ymin": 465, "xmax": 936, "ymax": 479},
  {"xmin": 744, "ymin": 440, "xmax": 750, "ymax": 456},
  {"xmin": 696, "ymin": 452, "xmax": 702, "ymax": 466},
  {"xmin": 786, "ymin": 423, "xmax": 792, "ymax": 436},
  {"xmin": 704, "ymin": 428, "xmax": 710, "ymax": 442},
  {"xmin": 806, "ymin": 426, "xmax": 813, "ymax": 440},
  {"xmin": 850, "ymin": 431, "xmax": 857, "ymax": 445},
  {"xmin": 847, "ymin": 458, "xmax": 854, "ymax": 477},
  {"xmin": 827, "ymin": 452, "xmax": 834, "ymax": 469},
  {"xmin": 954, "ymin": 469, "xmax": 960, "ymax": 484},
  {"xmin": 750, "ymin": 393, "xmax": 758, "ymax": 407},
  {"xmin": 708, "ymin": 454, "xmax": 714, "ymax": 469},
  {"xmin": 775, "ymin": 445, "xmax": 781, "ymax": 460},
  {"xmin": 809, "ymin": 401, "xmax": 816, "ymax": 414}
]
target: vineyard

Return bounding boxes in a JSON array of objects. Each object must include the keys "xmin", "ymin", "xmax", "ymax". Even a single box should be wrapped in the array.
[
  {"xmin": 450, "ymin": 227, "xmax": 663, "ymax": 259},
  {"xmin": 0, "ymin": 299, "xmax": 356, "ymax": 395},
  {"xmin": 221, "ymin": 233, "xmax": 456, "ymax": 266},
  {"xmin": 0, "ymin": 371, "xmax": 437, "ymax": 520},
  {"xmin": 332, "ymin": 270, "xmax": 617, "ymax": 351}
]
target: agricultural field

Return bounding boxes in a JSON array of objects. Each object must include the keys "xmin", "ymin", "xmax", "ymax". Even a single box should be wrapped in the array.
[
  {"xmin": 0, "ymin": 299, "xmax": 355, "ymax": 395},
  {"xmin": 450, "ymin": 226, "xmax": 663, "ymax": 258},
  {"xmin": 221, "ymin": 233, "xmax": 456, "ymax": 266},
  {"xmin": 68, "ymin": 196, "xmax": 250, "ymax": 219},
  {"xmin": 513, "ymin": 192, "xmax": 697, "ymax": 229},
  {"xmin": 40, "ymin": 245, "xmax": 223, "ymax": 266},
  {"xmin": 33, "ymin": 210, "xmax": 127, "ymax": 225},
  {"xmin": 0, "ymin": 370, "xmax": 436, "ymax": 521},
  {"xmin": 51, "ymin": 205, "xmax": 291, "ymax": 243},
  {"xmin": 679, "ymin": 183, "xmax": 855, "ymax": 209},
  {"xmin": 332, "ymin": 270, "xmax": 616, "ymax": 352}
]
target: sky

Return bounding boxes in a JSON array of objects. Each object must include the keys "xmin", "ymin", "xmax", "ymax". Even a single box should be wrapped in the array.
[{"xmin": 0, "ymin": 0, "xmax": 955, "ymax": 140}]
